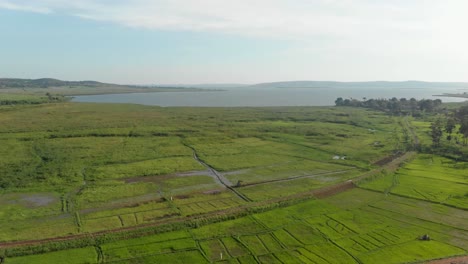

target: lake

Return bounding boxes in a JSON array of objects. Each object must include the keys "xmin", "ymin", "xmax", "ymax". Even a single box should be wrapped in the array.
[{"xmin": 72, "ymin": 87, "xmax": 467, "ymax": 107}]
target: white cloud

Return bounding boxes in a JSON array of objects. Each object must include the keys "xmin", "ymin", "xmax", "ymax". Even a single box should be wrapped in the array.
[
  {"xmin": 2, "ymin": 1, "xmax": 468, "ymax": 44},
  {"xmin": 3, "ymin": 0, "xmax": 468, "ymax": 82},
  {"xmin": 1, "ymin": 0, "xmax": 466, "ymax": 39}
]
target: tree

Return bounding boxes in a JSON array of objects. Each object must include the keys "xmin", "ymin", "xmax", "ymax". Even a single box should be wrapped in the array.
[
  {"xmin": 459, "ymin": 117, "xmax": 468, "ymax": 145},
  {"xmin": 335, "ymin": 97, "xmax": 344, "ymax": 106},
  {"xmin": 409, "ymin": 98, "xmax": 418, "ymax": 115},
  {"xmin": 445, "ymin": 116, "xmax": 457, "ymax": 142},
  {"xmin": 430, "ymin": 118, "xmax": 443, "ymax": 147}
]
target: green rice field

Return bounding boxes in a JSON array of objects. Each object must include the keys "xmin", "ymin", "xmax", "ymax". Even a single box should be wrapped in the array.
[{"xmin": 0, "ymin": 102, "xmax": 466, "ymax": 263}]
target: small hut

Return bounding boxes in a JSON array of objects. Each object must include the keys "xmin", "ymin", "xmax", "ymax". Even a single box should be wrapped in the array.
[{"xmin": 419, "ymin": 234, "xmax": 431, "ymax": 241}]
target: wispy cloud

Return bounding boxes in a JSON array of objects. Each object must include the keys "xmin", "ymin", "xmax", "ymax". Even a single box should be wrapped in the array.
[
  {"xmin": 0, "ymin": 1, "xmax": 441, "ymax": 35},
  {"xmin": 2, "ymin": 0, "xmax": 468, "ymax": 50},
  {"xmin": 0, "ymin": 0, "xmax": 52, "ymax": 14},
  {"xmin": 63, "ymin": 0, "xmax": 439, "ymax": 39}
]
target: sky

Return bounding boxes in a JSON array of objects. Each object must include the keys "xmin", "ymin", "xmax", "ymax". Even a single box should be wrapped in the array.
[{"xmin": 1, "ymin": 0, "xmax": 468, "ymax": 84}]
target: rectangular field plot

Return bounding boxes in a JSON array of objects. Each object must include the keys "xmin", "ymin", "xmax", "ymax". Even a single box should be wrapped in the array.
[
  {"xmin": 236, "ymin": 255, "xmax": 257, "ymax": 264},
  {"xmin": 172, "ymin": 192, "xmax": 243, "ymax": 206},
  {"xmin": 92, "ymin": 156, "xmax": 205, "ymax": 180},
  {"xmin": 236, "ymin": 169, "xmax": 361, "ymax": 202},
  {"xmin": 272, "ymin": 229, "xmax": 304, "ymax": 249},
  {"xmin": 360, "ymin": 154, "xmax": 468, "ymax": 209},
  {"xmin": 253, "ymin": 199, "xmax": 337, "ymax": 228},
  {"xmin": 192, "ymin": 217, "xmax": 267, "ymax": 239},
  {"xmin": 6, "ymin": 247, "xmax": 97, "ymax": 264},
  {"xmin": 358, "ymin": 172, "xmax": 394, "ymax": 192},
  {"xmin": 134, "ymin": 207, "xmax": 179, "ymax": 223},
  {"xmin": 257, "ymin": 233, "xmax": 284, "ymax": 252},
  {"xmin": 201, "ymin": 153, "xmax": 289, "ymax": 172},
  {"xmin": 283, "ymin": 222, "xmax": 327, "ymax": 245},
  {"xmin": 0, "ymin": 217, "xmax": 78, "ymax": 242},
  {"xmin": 178, "ymin": 197, "xmax": 244, "ymax": 216},
  {"xmin": 76, "ymin": 181, "xmax": 159, "ymax": 209},
  {"xmin": 109, "ymin": 250, "xmax": 206, "ymax": 264},
  {"xmin": 391, "ymin": 174, "xmax": 467, "ymax": 205},
  {"xmin": 161, "ymin": 175, "xmax": 221, "ymax": 195},
  {"xmin": 257, "ymin": 254, "xmax": 281, "ymax": 263},
  {"xmin": 82, "ymin": 215, "xmax": 123, "ymax": 232},
  {"xmin": 369, "ymin": 196, "xmax": 468, "ymax": 231},
  {"xmin": 273, "ymin": 251, "xmax": 305, "ymax": 264},
  {"xmin": 200, "ymin": 239, "xmax": 230, "ymax": 262},
  {"xmin": 0, "ymin": 192, "xmax": 63, "ymax": 222},
  {"xmin": 357, "ymin": 240, "xmax": 466, "ymax": 264},
  {"xmin": 80, "ymin": 198, "xmax": 169, "ymax": 219},
  {"xmin": 237, "ymin": 178, "xmax": 325, "ymax": 201},
  {"xmin": 118, "ymin": 213, "xmax": 138, "ymax": 226},
  {"xmin": 102, "ymin": 235, "xmax": 196, "ymax": 262},
  {"xmin": 174, "ymin": 191, "xmax": 246, "ymax": 216},
  {"xmin": 299, "ymin": 243, "xmax": 358, "ymax": 264},
  {"xmin": 323, "ymin": 188, "xmax": 385, "ymax": 209},
  {"xmin": 101, "ymin": 230, "xmax": 190, "ymax": 250},
  {"xmin": 224, "ymin": 158, "xmax": 356, "ymax": 185},
  {"xmin": 305, "ymin": 216, "xmax": 356, "ymax": 240},
  {"xmin": 221, "ymin": 237, "xmax": 250, "ymax": 258},
  {"xmin": 239, "ymin": 235, "xmax": 269, "ymax": 255}
]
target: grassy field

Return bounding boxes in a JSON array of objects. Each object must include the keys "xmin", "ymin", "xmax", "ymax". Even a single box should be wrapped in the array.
[
  {"xmin": 360, "ymin": 154, "xmax": 468, "ymax": 209},
  {"xmin": 5, "ymin": 188, "xmax": 466, "ymax": 263},
  {"xmin": 0, "ymin": 102, "xmax": 466, "ymax": 263}
]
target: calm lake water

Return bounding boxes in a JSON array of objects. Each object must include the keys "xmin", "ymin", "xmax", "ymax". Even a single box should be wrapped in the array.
[{"xmin": 72, "ymin": 87, "xmax": 467, "ymax": 107}]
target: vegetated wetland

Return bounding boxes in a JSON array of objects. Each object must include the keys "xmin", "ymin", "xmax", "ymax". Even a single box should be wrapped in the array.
[{"xmin": 0, "ymin": 91, "xmax": 467, "ymax": 263}]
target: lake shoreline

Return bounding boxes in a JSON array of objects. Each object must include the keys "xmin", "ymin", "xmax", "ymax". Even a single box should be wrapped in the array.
[{"xmin": 72, "ymin": 87, "xmax": 468, "ymax": 107}]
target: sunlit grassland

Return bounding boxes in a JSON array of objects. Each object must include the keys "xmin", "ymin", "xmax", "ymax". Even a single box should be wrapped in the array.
[
  {"xmin": 0, "ymin": 85, "xmax": 203, "ymax": 96},
  {"xmin": 0, "ymin": 216, "xmax": 77, "ymax": 242},
  {"xmin": 236, "ymin": 169, "xmax": 363, "ymax": 201},
  {"xmin": 3, "ymin": 102, "xmax": 457, "ymax": 264},
  {"xmin": 360, "ymin": 154, "xmax": 468, "ymax": 209},
  {"xmin": 0, "ymin": 93, "xmax": 52, "ymax": 104},
  {"xmin": 411, "ymin": 120, "xmax": 432, "ymax": 146},
  {"xmin": 0, "ymin": 192, "xmax": 61, "ymax": 221},
  {"xmin": 5, "ymin": 247, "xmax": 97, "ymax": 264},
  {"xmin": 6, "ymin": 188, "xmax": 466, "ymax": 263},
  {"xmin": 0, "ymin": 104, "xmax": 397, "ymax": 189}
]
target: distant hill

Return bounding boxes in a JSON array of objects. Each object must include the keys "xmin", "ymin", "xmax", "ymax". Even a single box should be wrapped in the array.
[
  {"xmin": 0, "ymin": 78, "xmax": 207, "ymax": 96},
  {"xmin": 145, "ymin": 83, "xmax": 248, "ymax": 89},
  {"xmin": 249, "ymin": 81, "xmax": 468, "ymax": 89},
  {"xmin": 0, "ymin": 78, "xmax": 129, "ymax": 89}
]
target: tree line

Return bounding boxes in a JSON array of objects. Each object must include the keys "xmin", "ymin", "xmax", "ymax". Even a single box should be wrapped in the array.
[
  {"xmin": 335, "ymin": 97, "xmax": 442, "ymax": 115},
  {"xmin": 431, "ymin": 104, "xmax": 468, "ymax": 147}
]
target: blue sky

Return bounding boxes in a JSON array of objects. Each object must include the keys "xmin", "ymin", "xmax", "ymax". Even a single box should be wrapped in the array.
[{"xmin": 1, "ymin": 0, "xmax": 468, "ymax": 84}]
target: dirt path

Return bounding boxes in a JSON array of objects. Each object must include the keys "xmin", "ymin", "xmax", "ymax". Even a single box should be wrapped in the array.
[
  {"xmin": 184, "ymin": 144, "xmax": 252, "ymax": 202},
  {"xmin": 191, "ymin": 151, "xmax": 233, "ymax": 187},
  {"xmin": 404, "ymin": 116, "xmax": 420, "ymax": 148},
  {"xmin": 425, "ymin": 255, "xmax": 468, "ymax": 264},
  {"xmin": 353, "ymin": 151, "xmax": 417, "ymax": 184}
]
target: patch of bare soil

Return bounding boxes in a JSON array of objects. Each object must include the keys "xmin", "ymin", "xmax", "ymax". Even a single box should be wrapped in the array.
[
  {"xmin": 124, "ymin": 174, "xmax": 172, "ymax": 184},
  {"xmin": 203, "ymin": 190, "xmax": 222, "ymax": 195},
  {"xmin": 312, "ymin": 181, "xmax": 355, "ymax": 199},
  {"xmin": 425, "ymin": 256, "xmax": 468, "ymax": 264},
  {"xmin": 19, "ymin": 194, "xmax": 57, "ymax": 208}
]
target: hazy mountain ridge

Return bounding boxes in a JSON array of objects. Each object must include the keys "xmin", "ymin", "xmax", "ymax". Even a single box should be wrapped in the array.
[
  {"xmin": 0, "ymin": 78, "xmax": 207, "ymax": 96},
  {"xmin": 146, "ymin": 83, "xmax": 247, "ymax": 88},
  {"xmin": 0, "ymin": 78, "xmax": 131, "ymax": 88},
  {"xmin": 249, "ymin": 81, "xmax": 468, "ymax": 89},
  {"xmin": 3, "ymin": 78, "xmax": 468, "ymax": 90}
]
